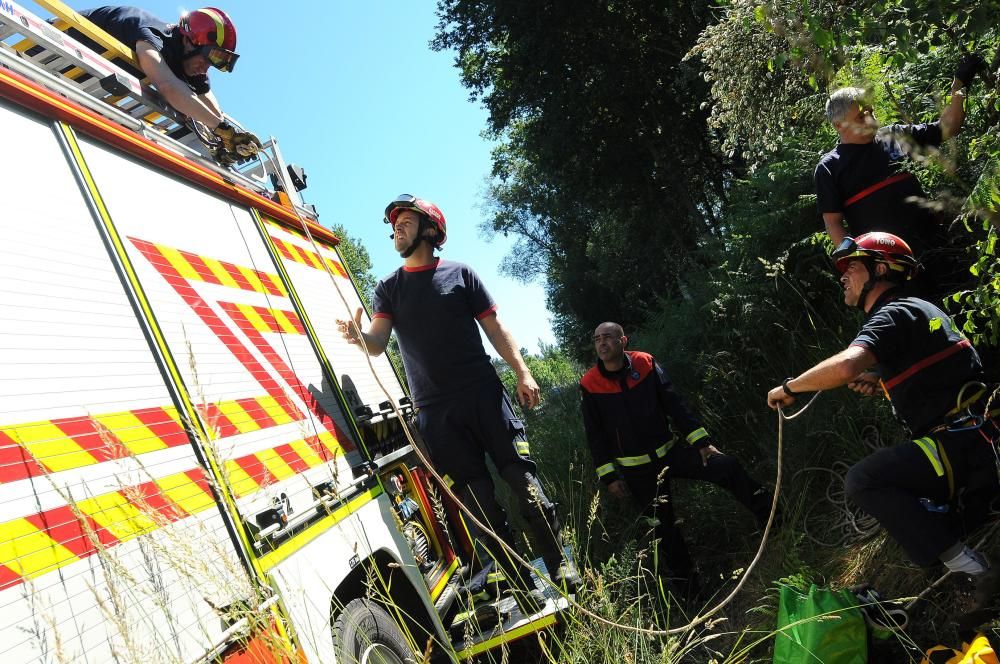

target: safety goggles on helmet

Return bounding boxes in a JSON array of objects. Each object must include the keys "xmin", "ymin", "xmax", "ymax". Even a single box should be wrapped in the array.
[
  {"xmin": 832, "ymin": 234, "xmax": 918, "ymax": 275},
  {"xmin": 384, "ymin": 194, "xmax": 418, "ymax": 225},
  {"xmin": 831, "ymin": 237, "xmax": 869, "ymax": 271},
  {"xmin": 189, "ymin": 44, "xmax": 239, "ymax": 72}
]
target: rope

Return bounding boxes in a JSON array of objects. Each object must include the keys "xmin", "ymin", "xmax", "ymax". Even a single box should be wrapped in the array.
[
  {"xmin": 283, "ymin": 201, "xmax": 794, "ymax": 636},
  {"xmin": 795, "ymin": 462, "xmax": 881, "ymax": 548}
]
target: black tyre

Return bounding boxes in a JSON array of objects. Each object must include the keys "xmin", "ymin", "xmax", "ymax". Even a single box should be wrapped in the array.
[{"xmin": 332, "ymin": 598, "xmax": 418, "ymax": 664}]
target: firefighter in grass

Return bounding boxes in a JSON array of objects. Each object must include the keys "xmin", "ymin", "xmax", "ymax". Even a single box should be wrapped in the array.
[
  {"xmin": 580, "ymin": 322, "xmax": 773, "ymax": 600},
  {"xmin": 337, "ymin": 194, "xmax": 581, "ymax": 615},
  {"xmin": 73, "ymin": 6, "xmax": 259, "ymax": 164},
  {"xmin": 767, "ymin": 232, "xmax": 1000, "ymax": 630},
  {"xmin": 815, "ymin": 54, "xmax": 984, "ymax": 295}
]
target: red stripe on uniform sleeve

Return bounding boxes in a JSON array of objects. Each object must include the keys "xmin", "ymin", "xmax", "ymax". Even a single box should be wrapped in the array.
[
  {"xmin": 475, "ymin": 305, "xmax": 498, "ymax": 320},
  {"xmin": 373, "ymin": 312, "xmax": 392, "ymax": 320}
]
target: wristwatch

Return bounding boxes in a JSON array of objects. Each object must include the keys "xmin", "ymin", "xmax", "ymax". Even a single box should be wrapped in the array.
[{"xmin": 782, "ymin": 377, "xmax": 799, "ymax": 397}]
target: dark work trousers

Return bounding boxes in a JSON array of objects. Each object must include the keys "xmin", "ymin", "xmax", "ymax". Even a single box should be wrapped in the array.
[
  {"xmin": 621, "ymin": 444, "xmax": 770, "ymax": 578},
  {"xmin": 416, "ymin": 380, "xmax": 563, "ymax": 590},
  {"xmin": 845, "ymin": 427, "xmax": 999, "ymax": 566}
]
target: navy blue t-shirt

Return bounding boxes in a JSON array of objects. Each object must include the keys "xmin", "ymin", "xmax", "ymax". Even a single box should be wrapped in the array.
[
  {"xmin": 77, "ymin": 6, "xmax": 210, "ymax": 94},
  {"xmin": 851, "ymin": 290, "xmax": 981, "ymax": 435},
  {"xmin": 373, "ymin": 259, "xmax": 500, "ymax": 406},
  {"xmin": 814, "ymin": 122, "xmax": 942, "ymax": 255}
]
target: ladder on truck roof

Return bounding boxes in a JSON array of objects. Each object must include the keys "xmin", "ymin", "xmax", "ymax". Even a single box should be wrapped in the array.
[
  {"xmin": 0, "ymin": 0, "xmax": 204, "ymax": 147},
  {"xmin": 0, "ymin": 0, "xmax": 316, "ymax": 219}
]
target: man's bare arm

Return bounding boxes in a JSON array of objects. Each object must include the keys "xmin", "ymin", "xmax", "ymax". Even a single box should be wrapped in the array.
[
  {"xmin": 337, "ymin": 307, "xmax": 392, "ymax": 356},
  {"xmin": 199, "ymin": 89, "xmax": 223, "ymax": 118},
  {"xmin": 823, "ymin": 212, "xmax": 847, "ymax": 245},
  {"xmin": 136, "ymin": 42, "xmax": 223, "ymax": 127},
  {"xmin": 478, "ymin": 313, "xmax": 540, "ymax": 408},
  {"xmin": 768, "ymin": 345, "xmax": 877, "ymax": 409},
  {"xmin": 940, "ymin": 81, "xmax": 967, "ymax": 141}
]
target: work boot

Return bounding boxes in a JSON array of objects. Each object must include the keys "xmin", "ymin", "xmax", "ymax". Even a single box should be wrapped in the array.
[
  {"xmin": 544, "ymin": 554, "xmax": 583, "ymax": 594},
  {"xmin": 750, "ymin": 487, "xmax": 782, "ymax": 531},
  {"xmin": 449, "ymin": 601, "xmax": 502, "ymax": 640},
  {"xmin": 551, "ymin": 559, "xmax": 584, "ymax": 594},
  {"xmin": 508, "ymin": 587, "xmax": 548, "ymax": 618}
]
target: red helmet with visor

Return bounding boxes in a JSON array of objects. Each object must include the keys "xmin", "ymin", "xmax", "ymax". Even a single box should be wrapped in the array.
[
  {"xmin": 384, "ymin": 194, "xmax": 447, "ymax": 248},
  {"xmin": 178, "ymin": 8, "xmax": 239, "ymax": 72},
  {"xmin": 832, "ymin": 232, "xmax": 918, "ymax": 276}
]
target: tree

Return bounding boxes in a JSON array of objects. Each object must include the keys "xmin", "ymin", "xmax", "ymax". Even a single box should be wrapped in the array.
[
  {"xmin": 434, "ymin": 1, "xmax": 728, "ymax": 354},
  {"xmin": 329, "ymin": 223, "xmax": 377, "ymax": 311}
]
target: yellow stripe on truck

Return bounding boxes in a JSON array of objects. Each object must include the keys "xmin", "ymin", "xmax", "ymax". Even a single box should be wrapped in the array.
[
  {"xmin": 93, "ymin": 411, "xmax": 167, "ymax": 456},
  {"xmin": 0, "ymin": 518, "xmax": 80, "ymax": 579},
  {"xmin": 3, "ymin": 421, "xmax": 96, "ymax": 472}
]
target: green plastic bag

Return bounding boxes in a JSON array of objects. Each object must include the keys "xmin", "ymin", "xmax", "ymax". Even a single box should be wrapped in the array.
[{"xmin": 773, "ymin": 584, "xmax": 868, "ymax": 664}]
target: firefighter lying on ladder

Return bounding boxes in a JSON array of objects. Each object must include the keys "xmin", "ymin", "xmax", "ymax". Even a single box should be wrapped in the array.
[
  {"xmin": 66, "ymin": 5, "xmax": 260, "ymax": 165},
  {"xmin": 768, "ymin": 232, "xmax": 1000, "ymax": 631}
]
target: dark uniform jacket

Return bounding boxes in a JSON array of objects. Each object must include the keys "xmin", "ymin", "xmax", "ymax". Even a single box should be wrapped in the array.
[
  {"xmin": 814, "ymin": 122, "xmax": 942, "ymax": 256},
  {"xmin": 579, "ymin": 351, "xmax": 709, "ymax": 484},
  {"xmin": 850, "ymin": 290, "xmax": 982, "ymax": 436}
]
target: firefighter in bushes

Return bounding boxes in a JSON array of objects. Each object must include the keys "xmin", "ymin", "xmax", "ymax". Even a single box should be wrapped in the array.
[
  {"xmin": 74, "ymin": 6, "xmax": 259, "ymax": 164},
  {"xmin": 814, "ymin": 53, "xmax": 983, "ymax": 295},
  {"xmin": 580, "ymin": 321, "xmax": 773, "ymax": 599},
  {"xmin": 337, "ymin": 194, "xmax": 581, "ymax": 615},
  {"xmin": 767, "ymin": 232, "xmax": 1000, "ymax": 628}
]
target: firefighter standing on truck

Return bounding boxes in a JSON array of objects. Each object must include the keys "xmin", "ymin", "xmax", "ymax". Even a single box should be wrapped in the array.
[
  {"xmin": 337, "ymin": 194, "xmax": 582, "ymax": 615},
  {"xmin": 580, "ymin": 321, "xmax": 773, "ymax": 602},
  {"xmin": 767, "ymin": 232, "xmax": 1000, "ymax": 631},
  {"xmin": 73, "ymin": 6, "xmax": 259, "ymax": 164}
]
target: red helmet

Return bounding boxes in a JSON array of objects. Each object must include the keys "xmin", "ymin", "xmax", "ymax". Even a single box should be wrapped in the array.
[
  {"xmin": 384, "ymin": 194, "xmax": 447, "ymax": 248},
  {"xmin": 832, "ymin": 232, "xmax": 918, "ymax": 276},
  {"xmin": 179, "ymin": 8, "xmax": 238, "ymax": 71}
]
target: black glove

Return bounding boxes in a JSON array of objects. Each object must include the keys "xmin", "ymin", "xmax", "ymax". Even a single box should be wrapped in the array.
[
  {"xmin": 212, "ymin": 121, "xmax": 262, "ymax": 162},
  {"xmin": 232, "ymin": 130, "xmax": 262, "ymax": 158},
  {"xmin": 210, "ymin": 145, "xmax": 238, "ymax": 167},
  {"xmin": 955, "ymin": 52, "xmax": 986, "ymax": 87}
]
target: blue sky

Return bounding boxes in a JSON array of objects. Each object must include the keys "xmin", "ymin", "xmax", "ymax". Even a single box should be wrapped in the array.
[{"xmin": 64, "ymin": 1, "xmax": 556, "ymax": 355}]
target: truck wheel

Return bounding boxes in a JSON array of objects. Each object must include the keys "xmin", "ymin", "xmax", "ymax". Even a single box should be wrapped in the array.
[{"xmin": 333, "ymin": 598, "xmax": 418, "ymax": 664}]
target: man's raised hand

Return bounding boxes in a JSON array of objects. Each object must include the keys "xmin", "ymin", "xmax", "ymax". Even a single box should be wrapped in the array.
[{"xmin": 336, "ymin": 307, "xmax": 364, "ymax": 346}]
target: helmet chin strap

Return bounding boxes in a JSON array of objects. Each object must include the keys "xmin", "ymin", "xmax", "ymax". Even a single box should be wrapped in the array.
[
  {"xmin": 399, "ymin": 234, "xmax": 425, "ymax": 259},
  {"xmin": 398, "ymin": 217, "xmax": 436, "ymax": 259},
  {"xmin": 853, "ymin": 259, "xmax": 877, "ymax": 311},
  {"xmin": 855, "ymin": 259, "xmax": 898, "ymax": 311}
]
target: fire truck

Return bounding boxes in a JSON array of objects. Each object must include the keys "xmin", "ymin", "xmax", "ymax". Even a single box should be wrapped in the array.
[{"xmin": 0, "ymin": 2, "xmax": 568, "ymax": 661}]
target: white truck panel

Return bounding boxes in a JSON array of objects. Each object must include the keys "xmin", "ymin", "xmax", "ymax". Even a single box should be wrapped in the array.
[
  {"xmin": 264, "ymin": 222, "xmax": 408, "ymax": 414},
  {"xmin": 269, "ymin": 493, "xmax": 441, "ymax": 663},
  {"xmin": 75, "ymin": 136, "xmax": 366, "ymax": 526},
  {"xmin": 0, "ymin": 98, "xmax": 246, "ymax": 663}
]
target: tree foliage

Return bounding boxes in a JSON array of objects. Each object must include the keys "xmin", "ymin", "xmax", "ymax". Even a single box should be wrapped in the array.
[
  {"xmin": 433, "ymin": 0, "xmax": 1000, "ymax": 650},
  {"xmin": 330, "ymin": 222, "xmax": 377, "ymax": 311},
  {"xmin": 434, "ymin": 1, "xmax": 730, "ymax": 353},
  {"xmin": 435, "ymin": 0, "xmax": 1000, "ymax": 358}
]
